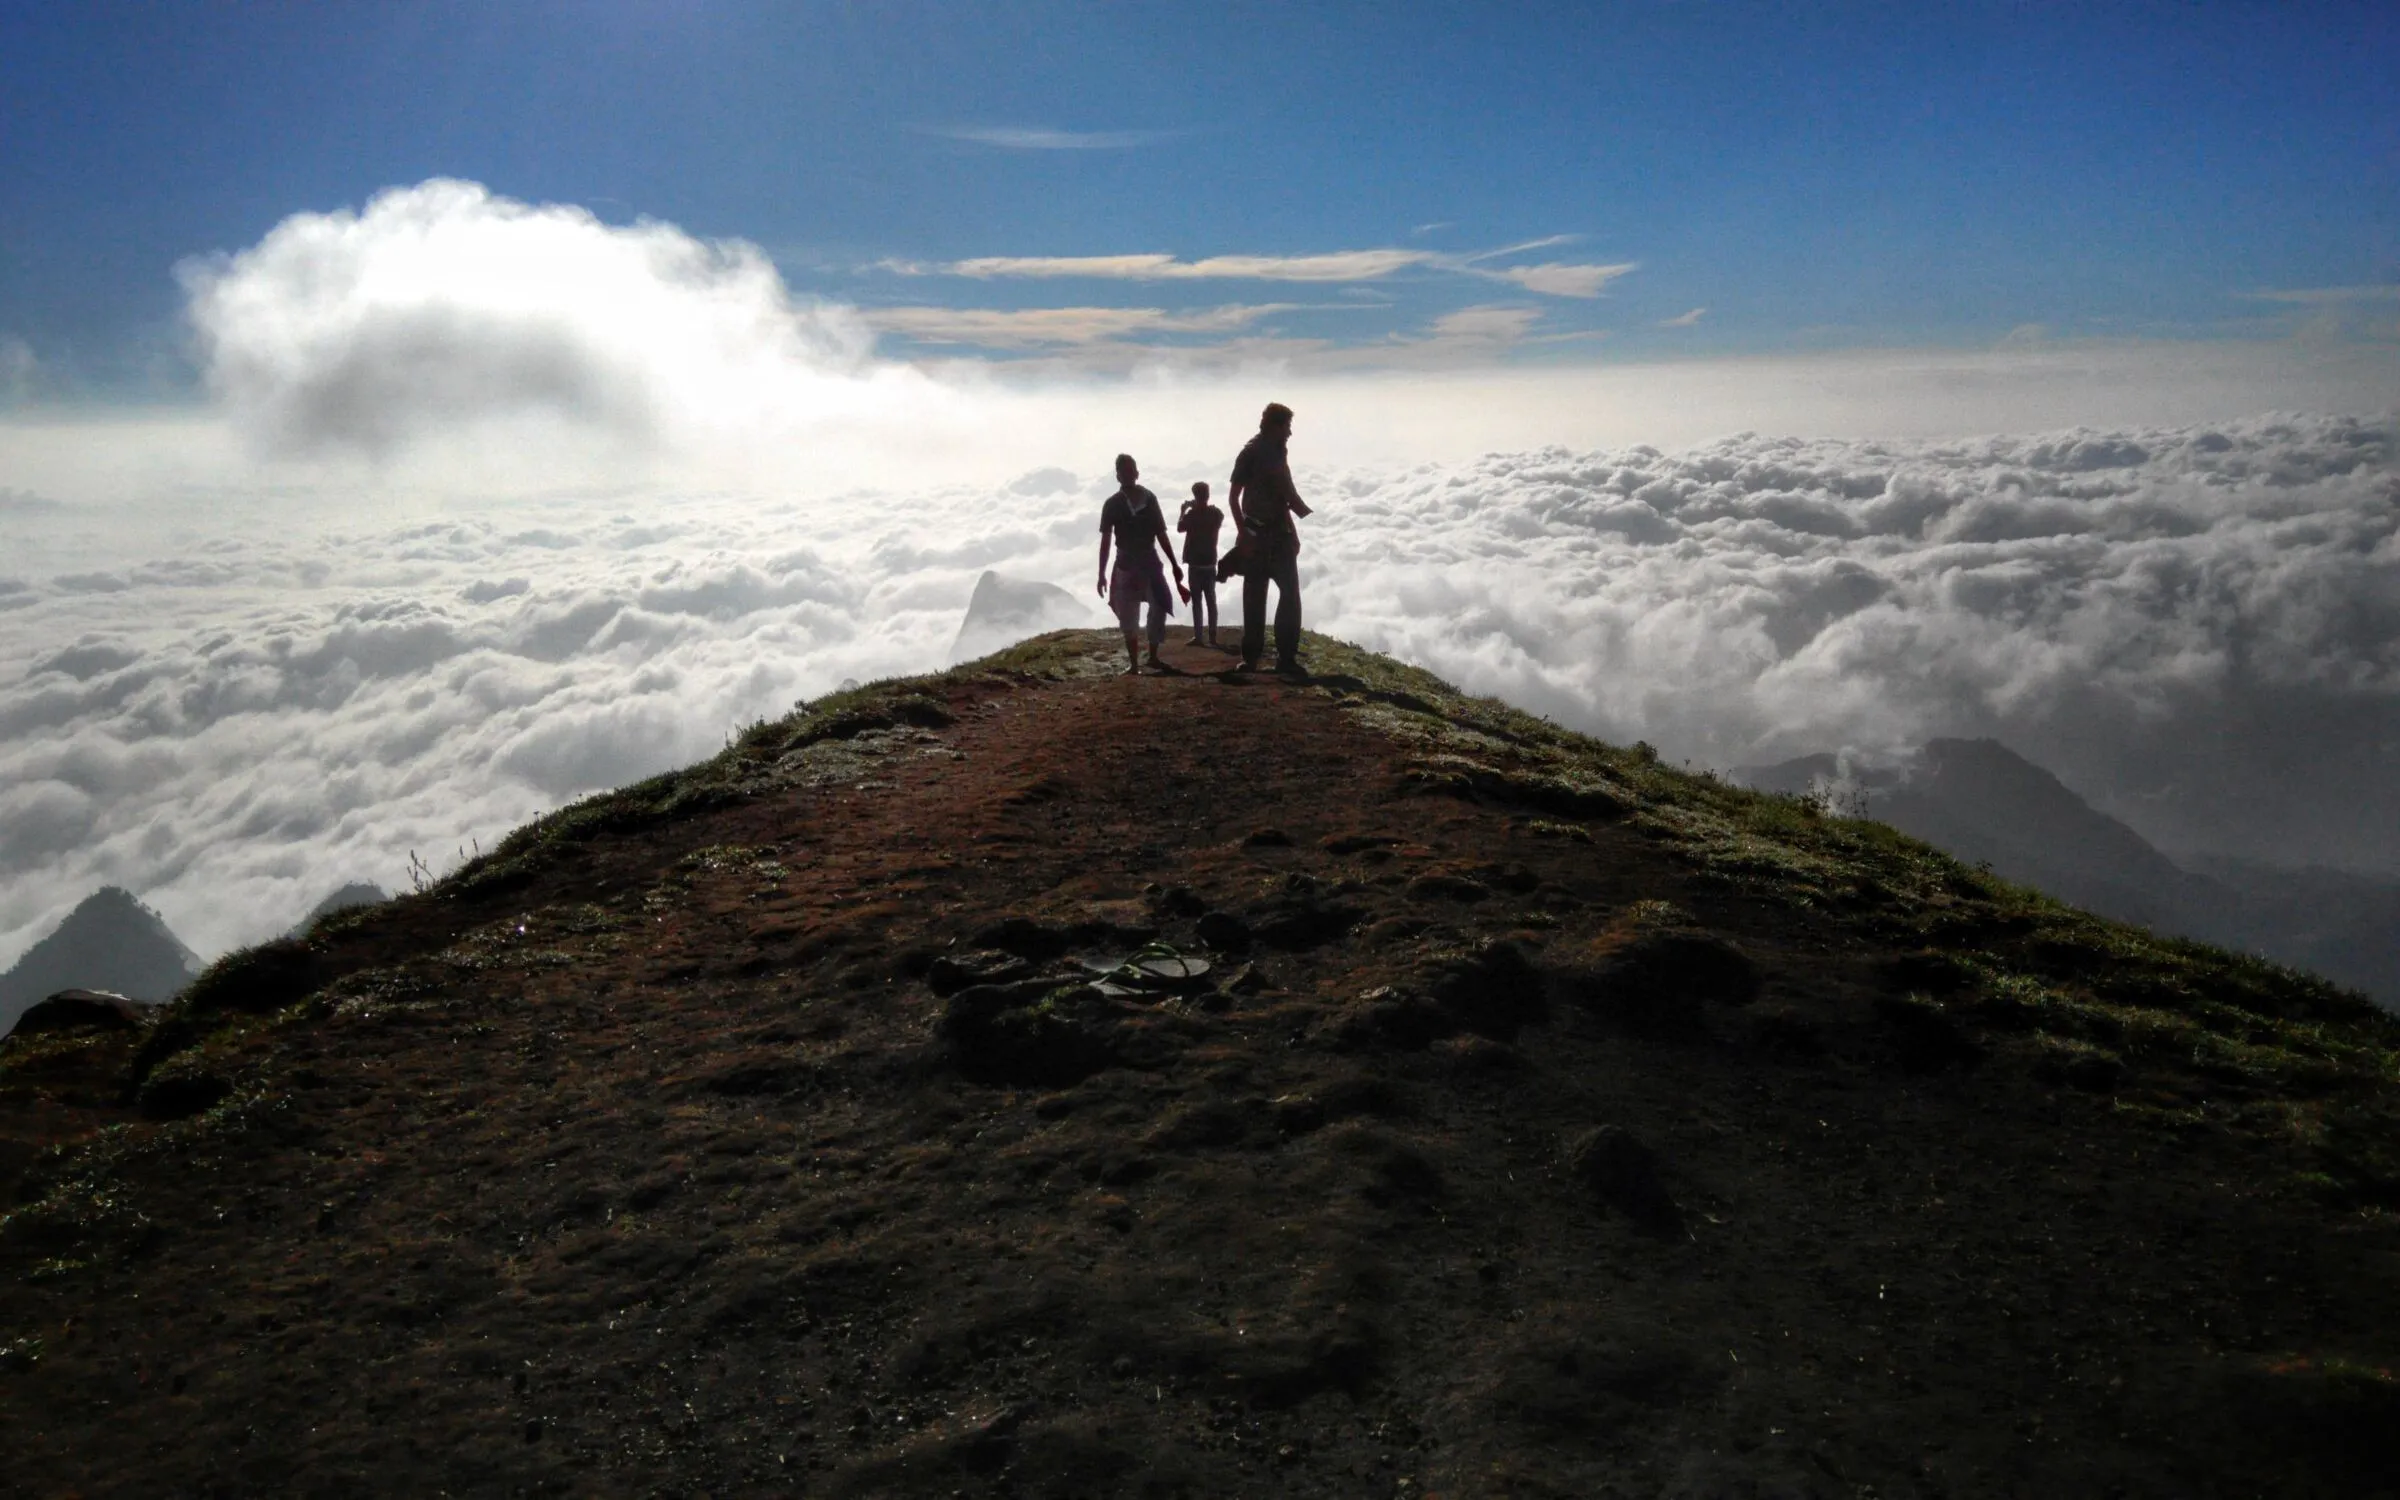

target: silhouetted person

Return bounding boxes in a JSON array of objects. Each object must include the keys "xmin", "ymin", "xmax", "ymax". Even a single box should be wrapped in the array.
[
  {"xmin": 1226, "ymin": 402, "xmax": 1312, "ymax": 675},
  {"xmin": 1096, "ymin": 453, "xmax": 1186, "ymax": 674},
  {"xmin": 1178, "ymin": 480, "xmax": 1225, "ymax": 649}
]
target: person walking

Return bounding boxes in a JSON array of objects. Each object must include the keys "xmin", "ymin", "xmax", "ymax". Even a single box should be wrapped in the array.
[
  {"xmin": 1226, "ymin": 402, "xmax": 1312, "ymax": 676},
  {"xmin": 1177, "ymin": 480, "xmax": 1225, "ymax": 649},
  {"xmin": 1095, "ymin": 453, "xmax": 1186, "ymax": 674}
]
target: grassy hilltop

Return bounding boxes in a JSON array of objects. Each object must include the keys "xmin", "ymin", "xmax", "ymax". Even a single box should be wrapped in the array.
[{"xmin": 3, "ymin": 629, "xmax": 2397, "ymax": 1497}]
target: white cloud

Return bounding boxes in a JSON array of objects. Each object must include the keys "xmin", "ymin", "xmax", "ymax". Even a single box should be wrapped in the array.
[
  {"xmin": 0, "ymin": 491, "xmax": 1036, "ymax": 964},
  {"xmin": 1659, "ymin": 307, "xmax": 1707, "ymax": 328},
  {"xmin": 925, "ymin": 125, "xmax": 1177, "ymax": 150},
  {"xmin": 1304, "ymin": 413, "xmax": 2400, "ymax": 877},
  {"xmin": 0, "ymin": 336, "xmax": 35, "ymax": 403},
  {"xmin": 178, "ymin": 178, "xmax": 888, "ymax": 457},
  {"xmin": 9, "ymin": 180, "xmax": 2400, "ymax": 971},
  {"xmin": 1413, "ymin": 306, "xmax": 1544, "ymax": 354},
  {"xmin": 2241, "ymin": 285, "xmax": 2400, "ymax": 305},
  {"xmin": 917, "ymin": 250, "xmax": 1438, "ymax": 284},
  {"xmin": 886, "ymin": 244, "xmax": 1636, "ymax": 298},
  {"xmin": 7, "ymin": 411, "xmax": 2399, "ymax": 976},
  {"xmin": 1480, "ymin": 262, "xmax": 1637, "ymax": 298},
  {"xmin": 863, "ymin": 303, "xmax": 1293, "ymax": 349}
]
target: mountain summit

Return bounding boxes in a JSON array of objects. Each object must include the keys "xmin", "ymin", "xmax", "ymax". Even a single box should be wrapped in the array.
[
  {"xmin": 0, "ymin": 885, "xmax": 198, "ymax": 1033},
  {"xmin": 3, "ymin": 633, "xmax": 2396, "ymax": 1495}
]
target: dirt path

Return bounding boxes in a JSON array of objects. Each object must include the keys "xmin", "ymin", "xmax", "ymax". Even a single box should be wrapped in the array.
[{"xmin": 2, "ymin": 633, "xmax": 2395, "ymax": 1497}]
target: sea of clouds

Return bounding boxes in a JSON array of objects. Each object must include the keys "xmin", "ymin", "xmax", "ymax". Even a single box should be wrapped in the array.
[{"xmin": 2, "ymin": 180, "xmax": 2396, "ymax": 966}]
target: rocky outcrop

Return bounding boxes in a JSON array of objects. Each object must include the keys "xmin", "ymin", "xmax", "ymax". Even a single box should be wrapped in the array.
[{"xmin": 5, "ymin": 989, "xmax": 150, "ymax": 1039}]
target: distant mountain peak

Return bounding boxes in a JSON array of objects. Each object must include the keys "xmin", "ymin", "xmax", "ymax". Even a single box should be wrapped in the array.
[
  {"xmin": 0, "ymin": 886, "xmax": 200, "ymax": 1033},
  {"xmin": 951, "ymin": 571, "xmax": 1094, "ymax": 663},
  {"xmin": 288, "ymin": 882, "xmax": 389, "ymax": 939}
]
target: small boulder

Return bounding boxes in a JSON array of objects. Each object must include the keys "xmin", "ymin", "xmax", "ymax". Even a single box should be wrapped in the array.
[{"xmin": 8, "ymin": 989, "xmax": 149, "ymax": 1039}]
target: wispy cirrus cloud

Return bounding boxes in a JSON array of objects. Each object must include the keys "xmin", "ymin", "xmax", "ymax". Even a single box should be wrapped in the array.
[
  {"xmin": 1410, "ymin": 305, "xmax": 1544, "ymax": 353},
  {"xmin": 921, "ymin": 125, "xmax": 1178, "ymax": 150},
  {"xmin": 889, "ymin": 250, "xmax": 1436, "ymax": 283},
  {"xmin": 2240, "ymin": 285, "xmax": 2400, "ymax": 305},
  {"xmin": 879, "ymin": 241, "xmax": 1638, "ymax": 299},
  {"xmin": 1484, "ymin": 262, "xmax": 1636, "ymax": 297},
  {"xmin": 1659, "ymin": 307, "xmax": 1707, "ymax": 327},
  {"xmin": 862, "ymin": 302, "xmax": 1294, "ymax": 349},
  {"xmin": 1453, "ymin": 237, "xmax": 1634, "ymax": 298}
]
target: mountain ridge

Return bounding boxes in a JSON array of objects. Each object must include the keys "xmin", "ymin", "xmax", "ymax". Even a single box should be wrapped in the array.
[
  {"xmin": 2, "ymin": 631, "xmax": 2396, "ymax": 1496},
  {"xmin": 1739, "ymin": 739, "xmax": 2400, "ymax": 1006}
]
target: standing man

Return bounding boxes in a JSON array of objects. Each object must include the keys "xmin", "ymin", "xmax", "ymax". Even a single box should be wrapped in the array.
[
  {"xmin": 1096, "ymin": 453, "xmax": 1185, "ymax": 674},
  {"xmin": 1177, "ymin": 481, "xmax": 1225, "ymax": 649},
  {"xmin": 1226, "ymin": 402, "xmax": 1313, "ymax": 676}
]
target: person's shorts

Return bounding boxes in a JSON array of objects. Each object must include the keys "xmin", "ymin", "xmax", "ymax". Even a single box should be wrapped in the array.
[
  {"xmin": 1188, "ymin": 563, "xmax": 1216, "ymax": 592},
  {"xmin": 1108, "ymin": 565, "xmax": 1150, "ymax": 629}
]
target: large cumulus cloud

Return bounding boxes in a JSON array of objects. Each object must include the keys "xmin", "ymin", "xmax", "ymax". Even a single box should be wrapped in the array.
[{"xmin": 178, "ymin": 179, "xmax": 881, "ymax": 456}]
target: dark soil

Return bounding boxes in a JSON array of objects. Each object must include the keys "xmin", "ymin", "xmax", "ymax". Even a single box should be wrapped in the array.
[{"xmin": 3, "ymin": 630, "xmax": 2398, "ymax": 1498}]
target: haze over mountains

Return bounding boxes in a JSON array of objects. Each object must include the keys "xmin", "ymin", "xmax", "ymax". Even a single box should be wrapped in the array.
[{"xmin": 1740, "ymin": 739, "xmax": 2400, "ymax": 1007}]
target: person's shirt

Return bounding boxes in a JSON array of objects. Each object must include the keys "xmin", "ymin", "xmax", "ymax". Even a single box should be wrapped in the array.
[
  {"xmin": 1099, "ymin": 484, "xmax": 1167, "ymax": 561},
  {"xmin": 1178, "ymin": 502, "xmax": 1224, "ymax": 567},
  {"xmin": 1231, "ymin": 433, "xmax": 1306, "ymax": 538}
]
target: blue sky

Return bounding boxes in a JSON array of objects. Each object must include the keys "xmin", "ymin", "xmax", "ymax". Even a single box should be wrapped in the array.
[{"xmin": 3, "ymin": 0, "xmax": 2397, "ymax": 393}]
